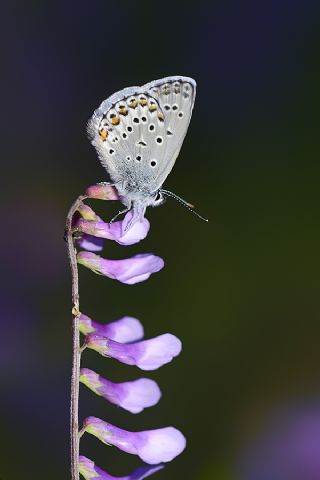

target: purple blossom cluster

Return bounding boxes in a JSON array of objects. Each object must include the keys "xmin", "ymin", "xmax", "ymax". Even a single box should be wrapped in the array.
[{"xmin": 73, "ymin": 184, "xmax": 186, "ymax": 479}]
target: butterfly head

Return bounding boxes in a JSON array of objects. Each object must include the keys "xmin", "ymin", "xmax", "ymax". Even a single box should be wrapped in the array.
[{"xmin": 116, "ymin": 184, "xmax": 207, "ymax": 229}]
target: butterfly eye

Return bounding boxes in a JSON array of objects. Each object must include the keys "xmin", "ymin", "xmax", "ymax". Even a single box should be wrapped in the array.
[{"xmin": 153, "ymin": 190, "xmax": 164, "ymax": 205}]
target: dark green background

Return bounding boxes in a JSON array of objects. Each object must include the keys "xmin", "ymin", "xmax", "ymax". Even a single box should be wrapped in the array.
[{"xmin": 2, "ymin": 1, "xmax": 320, "ymax": 479}]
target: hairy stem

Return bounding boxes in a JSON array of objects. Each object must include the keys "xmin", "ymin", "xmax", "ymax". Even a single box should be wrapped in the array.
[{"xmin": 66, "ymin": 195, "xmax": 87, "ymax": 480}]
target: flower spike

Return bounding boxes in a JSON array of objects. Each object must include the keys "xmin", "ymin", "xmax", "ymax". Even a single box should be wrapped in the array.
[
  {"xmin": 80, "ymin": 368, "xmax": 161, "ymax": 414},
  {"xmin": 77, "ymin": 252, "xmax": 164, "ymax": 285},
  {"xmin": 79, "ymin": 314, "xmax": 144, "ymax": 342},
  {"xmin": 82, "ymin": 417, "xmax": 186, "ymax": 464},
  {"xmin": 79, "ymin": 456, "xmax": 164, "ymax": 480},
  {"xmin": 85, "ymin": 333, "xmax": 182, "ymax": 371}
]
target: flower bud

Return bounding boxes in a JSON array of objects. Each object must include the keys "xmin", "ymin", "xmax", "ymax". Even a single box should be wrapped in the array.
[
  {"xmin": 85, "ymin": 183, "xmax": 119, "ymax": 200},
  {"xmin": 77, "ymin": 203, "xmax": 101, "ymax": 221}
]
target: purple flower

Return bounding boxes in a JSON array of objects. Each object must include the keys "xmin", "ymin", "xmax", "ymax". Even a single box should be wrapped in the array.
[
  {"xmin": 83, "ymin": 417, "xmax": 186, "ymax": 464},
  {"xmin": 75, "ymin": 204, "xmax": 149, "ymax": 249},
  {"xmin": 79, "ymin": 456, "xmax": 164, "ymax": 480},
  {"xmin": 77, "ymin": 252, "xmax": 164, "ymax": 285},
  {"xmin": 76, "ymin": 211, "xmax": 150, "ymax": 246},
  {"xmin": 85, "ymin": 183, "xmax": 119, "ymax": 200},
  {"xmin": 79, "ymin": 314, "xmax": 144, "ymax": 342},
  {"xmin": 80, "ymin": 368, "xmax": 161, "ymax": 414},
  {"xmin": 85, "ymin": 333, "xmax": 182, "ymax": 371},
  {"xmin": 78, "ymin": 235, "xmax": 105, "ymax": 252}
]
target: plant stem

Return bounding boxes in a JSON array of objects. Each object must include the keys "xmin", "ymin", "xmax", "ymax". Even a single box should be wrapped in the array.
[{"xmin": 66, "ymin": 195, "xmax": 87, "ymax": 480}]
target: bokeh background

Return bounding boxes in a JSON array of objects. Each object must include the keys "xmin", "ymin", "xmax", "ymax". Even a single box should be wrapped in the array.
[{"xmin": 2, "ymin": 1, "xmax": 320, "ymax": 479}]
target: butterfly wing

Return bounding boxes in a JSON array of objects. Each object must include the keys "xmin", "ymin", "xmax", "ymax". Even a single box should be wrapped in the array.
[
  {"xmin": 87, "ymin": 76, "xmax": 196, "ymax": 195},
  {"xmin": 142, "ymin": 76, "xmax": 196, "ymax": 190}
]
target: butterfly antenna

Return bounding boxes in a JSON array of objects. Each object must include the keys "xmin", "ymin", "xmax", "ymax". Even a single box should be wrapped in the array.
[{"xmin": 160, "ymin": 189, "xmax": 209, "ymax": 222}]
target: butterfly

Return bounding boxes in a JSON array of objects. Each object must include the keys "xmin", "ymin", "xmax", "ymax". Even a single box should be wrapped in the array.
[{"xmin": 87, "ymin": 75, "xmax": 207, "ymax": 223}]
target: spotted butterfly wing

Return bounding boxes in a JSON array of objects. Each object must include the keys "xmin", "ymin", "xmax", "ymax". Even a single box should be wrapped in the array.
[
  {"xmin": 142, "ymin": 76, "xmax": 196, "ymax": 190},
  {"xmin": 87, "ymin": 76, "xmax": 196, "ymax": 203}
]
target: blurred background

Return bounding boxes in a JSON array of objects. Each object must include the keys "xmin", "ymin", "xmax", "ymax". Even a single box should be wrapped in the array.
[{"xmin": 1, "ymin": 1, "xmax": 320, "ymax": 479}]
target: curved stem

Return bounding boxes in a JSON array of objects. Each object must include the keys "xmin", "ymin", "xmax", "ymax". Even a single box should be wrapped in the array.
[{"xmin": 66, "ymin": 194, "xmax": 87, "ymax": 480}]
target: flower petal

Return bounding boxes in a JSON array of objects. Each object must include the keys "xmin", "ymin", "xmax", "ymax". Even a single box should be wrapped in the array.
[
  {"xmin": 79, "ymin": 456, "xmax": 164, "ymax": 480},
  {"xmin": 77, "ymin": 252, "xmax": 164, "ymax": 285},
  {"xmin": 78, "ymin": 234, "xmax": 104, "ymax": 252},
  {"xmin": 83, "ymin": 417, "xmax": 186, "ymax": 464},
  {"xmin": 136, "ymin": 427, "xmax": 186, "ymax": 464},
  {"xmin": 85, "ymin": 333, "xmax": 182, "ymax": 371},
  {"xmin": 80, "ymin": 368, "xmax": 161, "ymax": 414},
  {"xmin": 117, "ymin": 211, "xmax": 150, "ymax": 245},
  {"xmin": 79, "ymin": 314, "xmax": 144, "ymax": 342}
]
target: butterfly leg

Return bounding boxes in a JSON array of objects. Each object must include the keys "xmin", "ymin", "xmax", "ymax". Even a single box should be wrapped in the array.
[
  {"xmin": 110, "ymin": 204, "xmax": 131, "ymax": 223},
  {"xmin": 97, "ymin": 181, "xmax": 116, "ymax": 186}
]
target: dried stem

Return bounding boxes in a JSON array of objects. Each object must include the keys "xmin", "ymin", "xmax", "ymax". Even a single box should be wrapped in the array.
[{"xmin": 66, "ymin": 194, "xmax": 87, "ymax": 480}]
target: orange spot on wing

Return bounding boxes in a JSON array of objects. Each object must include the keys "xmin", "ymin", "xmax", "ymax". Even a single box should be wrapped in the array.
[{"xmin": 99, "ymin": 129, "xmax": 108, "ymax": 141}]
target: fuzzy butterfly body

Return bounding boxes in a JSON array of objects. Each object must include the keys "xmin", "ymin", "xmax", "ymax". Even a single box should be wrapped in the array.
[{"xmin": 88, "ymin": 76, "xmax": 196, "ymax": 220}]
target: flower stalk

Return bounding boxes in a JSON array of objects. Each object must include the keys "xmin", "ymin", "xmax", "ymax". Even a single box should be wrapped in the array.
[{"xmin": 66, "ymin": 194, "xmax": 87, "ymax": 480}]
